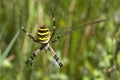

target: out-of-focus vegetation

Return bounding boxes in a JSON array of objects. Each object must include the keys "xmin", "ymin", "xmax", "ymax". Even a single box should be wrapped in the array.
[{"xmin": 0, "ymin": 0, "xmax": 120, "ymax": 80}]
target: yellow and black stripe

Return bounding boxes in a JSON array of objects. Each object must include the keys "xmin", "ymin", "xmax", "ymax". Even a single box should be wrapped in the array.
[{"xmin": 37, "ymin": 26, "xmax": 51, "ymax": 44}]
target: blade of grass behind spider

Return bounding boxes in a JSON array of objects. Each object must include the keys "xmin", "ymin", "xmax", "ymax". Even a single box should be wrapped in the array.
[
  {"xmin": 0, "ymin": 30, "xmax": 20, "ymax": 67},
  {"xmin": 66, "ymin": 18, "xmax": 107, "ymax": 36},
  {"xmin": 0, "ymin": 23, "xmax": 7, "ymax": 40},
  {"xmin": 56, "ymin": 18, "xmax": 107, "ymax": 41}
]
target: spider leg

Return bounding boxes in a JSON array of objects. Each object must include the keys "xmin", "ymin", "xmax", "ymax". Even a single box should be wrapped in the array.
[
  {"xmin": 50, "ymin": 9, "xmax": 56, "ymax": 40},
  {"xmin": 26, "ymin": 44, "xmax": 46, "ymax": 66},
  {"xmin": 46, "ymin": 44, "xmax": 63, "ymax": 67},
  {"xmin": 52, "ymin": 34, "xmax": 61, "ymax": 43},
  {"xmin": 21, "ymin": 26, "xmax": 38, "ymax": 42}
]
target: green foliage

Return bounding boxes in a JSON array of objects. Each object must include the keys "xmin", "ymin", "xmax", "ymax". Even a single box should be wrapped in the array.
[
  {"xmin": 0, "ymin": 0, "xmax": 120, "ymax": 80},
  {"xmin": 0, "ymin": 30, "xmax": 20, "ymax": 66}
]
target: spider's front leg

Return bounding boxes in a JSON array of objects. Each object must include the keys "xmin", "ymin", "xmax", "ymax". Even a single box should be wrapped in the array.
[
  {"xmin": 26, "ymin": 45, "xmax": 45, "ymax": 66},
  {"xmin": 46, "ymin": 44, "xmax": 63, "ymax": 67},
  {"xmin": 26, "ymin": 48, "xmax": 41, "ymax": 66}
]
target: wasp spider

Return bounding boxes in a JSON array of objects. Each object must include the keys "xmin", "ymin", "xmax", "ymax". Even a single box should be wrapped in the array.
[{"xmin": 21, "ymin": 11, "xmax": 63, "ymax": 68}]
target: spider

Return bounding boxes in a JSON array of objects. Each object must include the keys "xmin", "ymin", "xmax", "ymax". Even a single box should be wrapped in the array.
[{"xmin": 21, "ymin": 10, "xmax": 63, "ymax": 68}]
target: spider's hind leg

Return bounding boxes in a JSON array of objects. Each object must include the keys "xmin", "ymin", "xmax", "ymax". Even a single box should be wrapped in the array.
[
  {"xmin": 52, "ymin": 34, "xmax": 61, "ymax": 43},
  {"xmin": 21, "ymin": 26, "xmax": 38, "ymax": 42}
]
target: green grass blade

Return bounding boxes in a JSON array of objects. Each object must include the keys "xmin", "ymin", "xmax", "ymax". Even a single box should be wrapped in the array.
[
  {"xmin": 0, "ymin": 30, "xmax": 20, "ymax": 67},
  {"xmin": 0, "ymin": 22, "xmax": 8, "ymax": 40}
]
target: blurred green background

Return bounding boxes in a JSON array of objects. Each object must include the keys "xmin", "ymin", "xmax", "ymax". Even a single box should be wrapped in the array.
[{"xmin": 0, "ymin": 0, "xmax": 120, "ymax": 80}]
